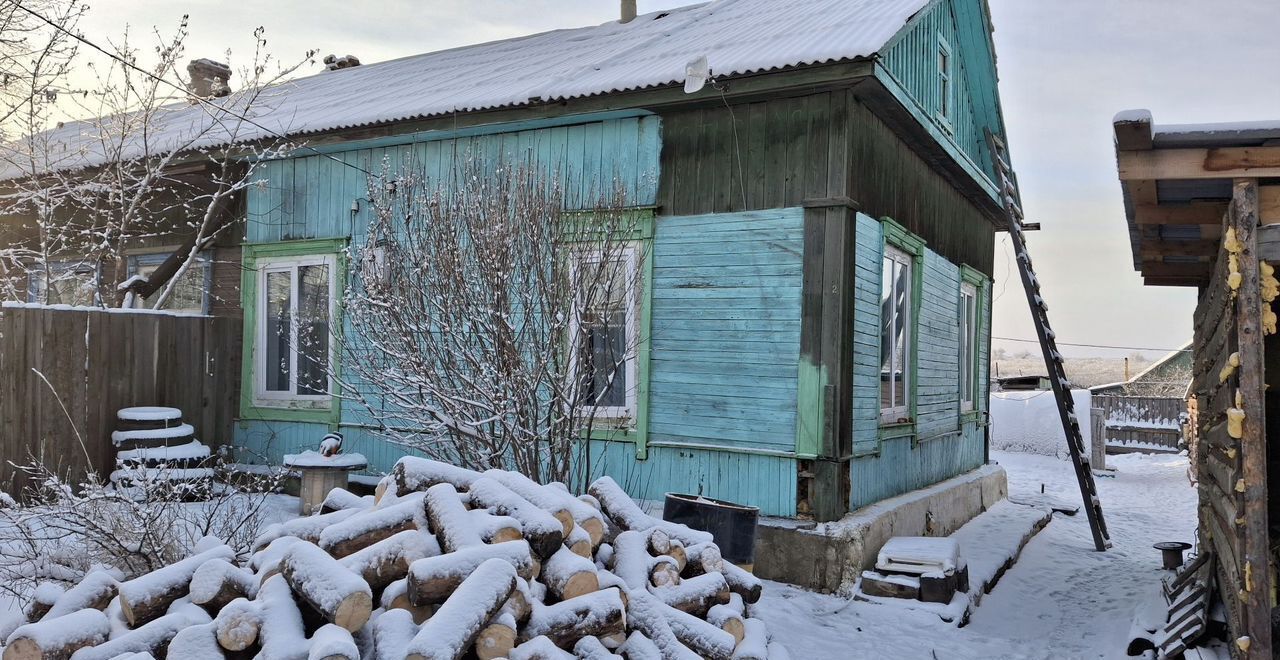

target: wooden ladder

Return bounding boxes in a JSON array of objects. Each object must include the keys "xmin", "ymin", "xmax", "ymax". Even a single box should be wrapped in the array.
[{"xmin": 985, "ymin": 129, "xmax": 1112, "ymax": 552}]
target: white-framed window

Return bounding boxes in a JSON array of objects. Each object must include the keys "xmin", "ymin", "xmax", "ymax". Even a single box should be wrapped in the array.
[
  {"xmin": 937, "ymin": 35, "xmax": 954, "ymax": 125},
  {"xmin": 570, "ymin": 245, "xmax": 639, "ymax": 421},
  {"xmin": 880, "ymin": 246, "xmax": 914, "ymax": 423},
  {"xmin": 254, "ymin": 254, "xmax": 337, "ymax": 406},
  {"xmin": 128, "ymin": 252, "xmax": 211, "ymax": 313},
  {"xmin": 960, "ymin": 281, "xmax": 979, "ymax": 412},
  {"xmin": 28, "ymin": 260, "xmax": 99, "ymax": 306}
]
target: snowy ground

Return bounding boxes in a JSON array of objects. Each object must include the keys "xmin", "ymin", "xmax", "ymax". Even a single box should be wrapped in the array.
[{"xmin": 758, "ymin": 450, "xmax": 1197, "ymax": 659}]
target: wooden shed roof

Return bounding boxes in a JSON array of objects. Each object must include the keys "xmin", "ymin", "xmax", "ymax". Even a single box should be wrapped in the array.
[{"xmin": 1113, "ymin": 111, "xmax": 1280, "ymax": 287}]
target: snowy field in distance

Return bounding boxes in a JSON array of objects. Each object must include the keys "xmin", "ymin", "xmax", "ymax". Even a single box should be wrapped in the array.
[{"xmin": 757, "ymin": 450, "xmax": 1197, "ymax": 659}]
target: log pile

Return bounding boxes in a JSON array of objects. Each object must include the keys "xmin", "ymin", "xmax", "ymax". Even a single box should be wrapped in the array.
[{"xmin": 1, "ymin": 458, "xmax": 788, "ymax": 659}]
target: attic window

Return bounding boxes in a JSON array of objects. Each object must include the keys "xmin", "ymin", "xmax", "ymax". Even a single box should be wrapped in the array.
[{"xmin": 937, "ymin": 35, "xmax": 953, "ymax": 127}]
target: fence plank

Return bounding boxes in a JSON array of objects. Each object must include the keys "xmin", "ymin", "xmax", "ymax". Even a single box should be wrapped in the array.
[{"xmin": 1093, "ymin": 394, "xmax": 1186, "ymax": 453}]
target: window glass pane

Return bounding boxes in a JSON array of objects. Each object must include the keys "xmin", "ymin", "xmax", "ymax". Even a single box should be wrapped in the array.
[
  {"xmin": 133, "ymin": 262, "xmax": 206, "ymax": 312},
  {"xmin": 45, "ymin": 268, "xmax": 96, "ymax": 306},
  {"xmin": 297, "ymin": 264, "xmax": 330, "ymax": 396},
  {"xmin": 265, "ymin": 271, "xmax": 292, "ymax": 392},
  {"xmin": 892, "ymin": 259, "xmax": 909, "ymax": 412},
  {"xmin": 579, "ymin": 254, "xmax": 631, "ymax": 412},
  {"xmin": 880, "ymin": 256, "xmax": 895, "ymax": 411}
]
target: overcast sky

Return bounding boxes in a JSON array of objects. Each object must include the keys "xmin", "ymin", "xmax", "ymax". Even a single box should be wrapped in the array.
[{"xmin": 74, "ymin": 0, "xmax": 1280, "ymax": 358}]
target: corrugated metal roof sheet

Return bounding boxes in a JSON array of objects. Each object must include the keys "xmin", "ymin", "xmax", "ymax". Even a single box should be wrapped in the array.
[{"xmin": 13, "ymin": 0, "xmax": 929, "ymax": 174}]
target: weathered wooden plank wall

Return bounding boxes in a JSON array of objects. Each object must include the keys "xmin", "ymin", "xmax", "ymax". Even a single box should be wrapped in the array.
[
  {"xmin": 0, "ymin": 306, "xmax": 240, "ymax": 493},
  {"xmin": 655, "ymin": 90, "xmax": 995, "ymax": 276}
]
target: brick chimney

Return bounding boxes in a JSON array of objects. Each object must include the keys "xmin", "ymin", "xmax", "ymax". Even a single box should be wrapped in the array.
[
  {"xmin": 620, "ymin": 0, "xmax": 637, "ymax": 23},
  {"xmin": 186, "ymin": 59, "xmax": 232, "ymax": 98}
]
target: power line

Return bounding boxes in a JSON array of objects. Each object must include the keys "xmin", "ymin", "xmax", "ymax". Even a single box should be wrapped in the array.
[
  {"xmin": 993, "ymin": 335, "xmax": 1189, "ymax": 354},
  {"xmin": 12, "ymin": 0, "xmax": 374, "ymax": 177}
]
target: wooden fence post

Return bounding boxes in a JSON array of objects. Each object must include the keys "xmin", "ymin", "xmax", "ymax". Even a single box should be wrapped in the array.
[{"xmin": 1090, "ymin": 407, "xmax": 1106, "ymax": 472}]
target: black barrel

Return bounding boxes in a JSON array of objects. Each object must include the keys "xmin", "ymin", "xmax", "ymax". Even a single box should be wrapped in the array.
[{"xmin": 662, "ymin": 493, "xmax": 759, "ymax": 565}]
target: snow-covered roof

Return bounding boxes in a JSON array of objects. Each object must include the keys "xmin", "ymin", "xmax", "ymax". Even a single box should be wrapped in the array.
[
  {"xmin": 14, "ymin": 0, "xmax": 928, "ymax": 176},
  {"xmin": 1151, "ymin": 119, "xmax": 1280, "ymax": 148}
]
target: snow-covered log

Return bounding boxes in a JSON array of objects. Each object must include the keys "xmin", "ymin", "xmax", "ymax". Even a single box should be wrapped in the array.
[
  {"xmin": 318, "ymin": 495, "xmax": 423, "ymax": 558},
  {"xmin": 574, "ymin": 635, "xmax": 623, "ymax": 660},
  {"xmin": 404, "ymin": 558, "xmax": 517, "ymax": 660},
  {"xmin": 117, "ymin": 545, "xmax": 235, "ymax": 627},
  {"xmin": 588, "ymin": 477, "xmax": 713, "ymax": 547},
  {"xmin": 617, "ymin": 631, "xmax": 663, "ymax": 660},
  {"xmin": 380, "ymin": 578, "xmax": 435, "ymax": 624},
  {"xmin": 3, "ymin": 608, "xmax": 110, "ymax": 660},
  {"xmin": 26, "ymin": 583, "xmax": 62, "ymax": 622},
  {"xmin": 256, "ymin": 508, "xmax": 361, "ymax": 550},
  {"xmin": 768, "ymin": 641, "xmax": 792, "ymax": 660},
  {"xmin": 476, "ymin": 610, "xmax": 517, "ymax": 660},
  {"xmin": 467, "ymin": 478, "xmax": 564, "ymax": 560},
  {"xmin": 426, "ymin": 483, "xmax": 484, "ymax": 552},
  {"xmin": 251, "ymin": 535, "xmax": 305, "ymax": 581},
  {"xmin": 732, "ymin": 618, "xmax": 769, "ymax": 660},
  {"xmin": 666, "ymin": 540, "xmax": 687, "ymax": 573},
  {"xmin": 309, "ymin": 623, "xmax": 360, "ymax": 660},
  {"xmin": 393, "ymin": 457, "xmax": 481, "ymax": 496},
  {"xmin": 707, "ymin": 600, "xmax": 746, "ymax": 644},
  {"xmin": 652, "ymin": 572, "xmax": 731, "ymax": 617},
  {"xmin": 624, "ymin": 591, "xmax": 701, "ymax": 660},
  {"xmin": 190, "ymin": 558, "xmax": 257, "ymax": 611},
  {"xmin": 279, "ymin": 542, "xmax": 374, "ymax": 632},
  {"xmin": 256, "ymin": 575, "xmax": 309, "ymax": 660},
  {"xmin": 468, "ymin": 509, "xmax": 524, "ymax": 544},
  {"xmin": 371, "ymin": 608, "xmax": 419, "ymax": 660},
  {"xmin": 683, "ymin": 543, "xmax": 724, "ymax": 577},
  {"xmin": 406, "ymin": 540, "xmax": 535, "ymax": 605},
  {"xmin": 611, "ymin": 531, "xmax": 654, "ymax": 591},
  {"xmin": 508, "ymin": 635, "xmax": 574, "ymax": 660},
  {"xmin": 340, "ymin": 529, "xmax": 440, "ymax": 590},
  {"xmin": 484, "ymin": 470, "xmax": 606, "ymax": 544},
  {"xmin": 322, "ymin": 488, "xmax": 375, "ymax": 513},
  {"xmin": 722, "ymin": 562, "xmax": 763, "ymax": 604},
  {"xmin": 165, "ymin": 622, "xmax": 223, "ymax": 657},
  {"xmin": 69, "ymin": 609, "xmax": 208, "ymax": 660},
  {"xmin": 542, "ymin": 546, "xmax": 599, "ymax": 601},
  {"xmin": 565, "ymin": 524, "xmax": 593, "ymax": 557},
  {"xmin": 521, "ymin": 588, "xmax": 627, "ymax": 649},
  {"xmin": 213, "ymin": 598, "xmax": 260, "ymax": 651},
  {"xmin": 658, "ymin": 601, "xmax": 737, "ymax": 660}
]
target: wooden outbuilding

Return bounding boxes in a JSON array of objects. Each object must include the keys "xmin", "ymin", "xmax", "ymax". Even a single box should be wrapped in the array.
[{"xmin": 1113, "ymin": 110, "xmax": 1280, "ymax": 657}]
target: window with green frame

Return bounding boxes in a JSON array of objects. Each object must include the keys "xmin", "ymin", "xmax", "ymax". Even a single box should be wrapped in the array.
[
  {"xmin": 240, "ymin": 239, "xmax": 346, "ymax": 424},
  {"xmin": 959, "ymin": 265, "xmax": 987, "ymax": 417},
  {"xmin": 879, "ymin": 218, "xmax": 925, "ymax": 431}
]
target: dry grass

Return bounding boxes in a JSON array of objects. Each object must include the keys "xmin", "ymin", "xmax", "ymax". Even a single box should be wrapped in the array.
[{"xmin": 993, "ymin": 356, "xmax": 1151, "ymax": 389}]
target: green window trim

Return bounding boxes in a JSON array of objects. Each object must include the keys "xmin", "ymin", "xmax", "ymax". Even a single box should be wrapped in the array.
[
  {"xmin": 935, "ymin": 33, "xmax": 955, "ymax": 132},
  {"xmin": 563, "ymin": 208, "xmax": 655, "ymax": 459},
  {"xmin": 959, "ymin": 263, "xmax": 989, "ymax": 424},
  {"xmin": 239, "ymin": 238, "xmax": 348, "ymax": 428},
  {"xmin": 879, "ymin": 217, "xmax": 925, "ymax": 441}
]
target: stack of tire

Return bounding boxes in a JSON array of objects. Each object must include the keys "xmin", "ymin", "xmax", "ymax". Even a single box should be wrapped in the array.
[{"xmin": 111, "ymin": 407, "xmax": 215, "ymax": 499}]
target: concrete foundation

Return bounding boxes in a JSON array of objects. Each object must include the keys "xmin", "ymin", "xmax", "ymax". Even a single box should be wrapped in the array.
[{"xmin": 754, "ymin": 462, "xmax": 1008, "ymax": 593}]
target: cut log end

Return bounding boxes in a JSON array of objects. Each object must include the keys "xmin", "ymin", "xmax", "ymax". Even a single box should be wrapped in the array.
[
  {"xmin": 476, "ymin": 621, "xmax": 517, "ymax": 660},
  {"xmin": 333, "ymin": 591, "xmax": 374, "ymax": 632}
]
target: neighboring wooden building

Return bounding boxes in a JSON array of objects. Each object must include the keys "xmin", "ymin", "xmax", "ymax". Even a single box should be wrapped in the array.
[{"xmin": 1113, "ymin": 111, "xmax": 1280, "ymax": 657}]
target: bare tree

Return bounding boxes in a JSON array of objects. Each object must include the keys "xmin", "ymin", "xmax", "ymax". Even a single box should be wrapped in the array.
[
  {"xmin": 335, "ymin": 155, "xmax": 643, "ymax": 488},
  {"xmin": 0, "ymin": 12, "xmax": 313, "ymax": 310}
]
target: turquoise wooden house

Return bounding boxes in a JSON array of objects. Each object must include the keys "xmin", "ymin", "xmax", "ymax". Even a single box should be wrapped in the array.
[{"xmin": 227, "ymin": 0, "xmax": 1011, "ymax": 525}]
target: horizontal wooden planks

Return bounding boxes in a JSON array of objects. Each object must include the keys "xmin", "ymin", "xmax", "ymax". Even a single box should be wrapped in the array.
[{"xmin": 647, "ymin": 209, "xmax": 804, "ymax": 453}]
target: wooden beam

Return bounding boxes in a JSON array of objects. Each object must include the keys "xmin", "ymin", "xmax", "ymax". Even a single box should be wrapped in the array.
[
  {"xmin": 1140, "ymin": 262, "xmax": 1212, "ymax": 278},
  {"xmin": 1119, "ymin": 147, "xmax": 1280, "ymax": 180},
  {"xmin": 1134, "ymin": 203, "xmax": 1227, "ymax": 226},
  {"xmin": 1113, "ymin": 112, "xmax": 1153, "ymax": 151},
  {"xmin": 1229, "ymin": 177, "xmax": 1271, "ymax": 658},
  {"xmin": 1142, "ymin": 277, "xmax": 1203, "ymax": 288},
  {"xmin": 1256, "ymin": 223, "xmax": 1280, "ymax": 262},
  {"xmin": 1139, "ymin": 240, "xmax": 1219, "ymax": 259}
]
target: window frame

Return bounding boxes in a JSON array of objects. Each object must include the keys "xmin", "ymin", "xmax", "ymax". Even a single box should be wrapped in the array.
[
  {"xmin": 28, "ymin": 259, "xmax": 100, "ymax": 306},
  {"xmin": 568, "ymin": 243, "xmax": 640, "ymax": 423},
  {"xmin": 936, "ymin": 34, "xmax": 954, "ymax": 129},
  {"xmin": 880, "ymin": 244, "xmax": 916, "ymax": 425},
  {"xmin": 127, "ymin": 251, "xmax": 212, "ymax": 314},
  {"xmin": 252, "ymin": 252, "xmax": 338, "ymax": 408},
  {"xmin": 959, "ymin": 281, "xmax": 978, "ymax": 412}
]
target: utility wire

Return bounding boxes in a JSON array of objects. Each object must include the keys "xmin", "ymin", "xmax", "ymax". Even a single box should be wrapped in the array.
[
  {"xmin": 13, "ymin": 0, "xmax": 374, "ymax": 177},
  {"xmin": 993, "ymin": 335, "xmax": 1190, "ymax": 354}
]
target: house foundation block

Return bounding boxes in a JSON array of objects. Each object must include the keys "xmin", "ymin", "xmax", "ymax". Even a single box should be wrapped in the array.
[{"xmin": 754, "ymin": 462, "xmax": 1007, "ymax": 593}]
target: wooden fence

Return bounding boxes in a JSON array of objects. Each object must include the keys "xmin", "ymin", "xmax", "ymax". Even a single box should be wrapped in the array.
[
  {"xmin": 0, "ymin": 305, "xmax": 240, "ymax": 494},
  {"xmin": 1092, "ymin": 394, "xmax": 1186, "ymax": 453}
]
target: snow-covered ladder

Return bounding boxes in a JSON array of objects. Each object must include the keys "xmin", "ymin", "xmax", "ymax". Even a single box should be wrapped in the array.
[{"xmin": 985, "ymin": 129, "xmax": 1112, "ymax": 552}]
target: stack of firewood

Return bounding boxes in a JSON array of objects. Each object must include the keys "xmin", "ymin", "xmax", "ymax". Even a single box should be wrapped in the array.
[{"xmin": 1, "ymin": 457, "xmax": 789, "ymax": 659}]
